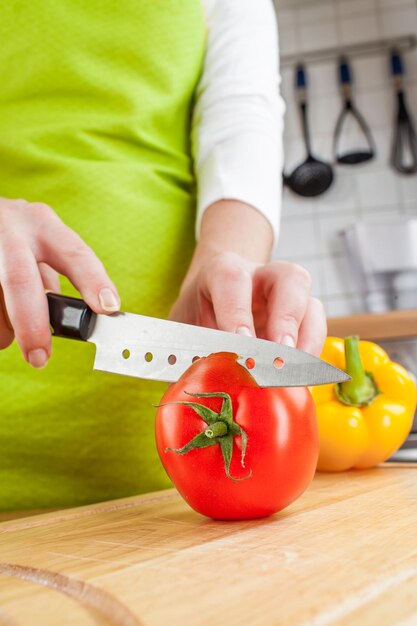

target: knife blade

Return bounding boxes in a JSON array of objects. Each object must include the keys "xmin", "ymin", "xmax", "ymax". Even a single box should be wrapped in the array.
[{"xmin": 47, "ymin": 292, "xmax": 349, "ymax": 387}]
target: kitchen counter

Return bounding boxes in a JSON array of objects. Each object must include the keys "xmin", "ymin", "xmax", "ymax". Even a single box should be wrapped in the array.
[
  {"xmin": 0, "ymin": 466, "xmax": 416, "ymax": 626},
  {"xmin": 327, "ymin": 309, "xmax": 417, "ymax": 340}
]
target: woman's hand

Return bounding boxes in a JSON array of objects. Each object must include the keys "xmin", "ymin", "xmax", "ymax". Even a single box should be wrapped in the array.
[
  {"xmin": 170, "ymin": 252, "xmax": 326, "ymax": 356},
  {"xmin": 0, "ymin": 197, "xmax": 120, "ymax": 367},
  {"xmin": 170, "ymin": 200, "xmax": 326, "ymax": 357}
]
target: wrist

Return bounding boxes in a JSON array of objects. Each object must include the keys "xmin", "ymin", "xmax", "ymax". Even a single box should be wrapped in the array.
[{"xmin": 183, "ymin": 200, "xmax": 273, "ymax": 290}]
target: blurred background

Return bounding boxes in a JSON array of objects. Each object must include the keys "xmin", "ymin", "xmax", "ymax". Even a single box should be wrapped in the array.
[{"xmin": 273, "ymin": 0, "xmax": 417, "ymax": 319}]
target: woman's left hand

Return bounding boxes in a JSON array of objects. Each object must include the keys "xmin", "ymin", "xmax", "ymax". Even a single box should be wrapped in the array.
[{"xmin": 169, "ymin": 251, "xmax": 326, "ymax": 357}]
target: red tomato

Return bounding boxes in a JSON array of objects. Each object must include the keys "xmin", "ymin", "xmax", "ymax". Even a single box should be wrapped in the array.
[{"xmin": 155, "ymin": 352, "xmax": 318, "ymax": 520}]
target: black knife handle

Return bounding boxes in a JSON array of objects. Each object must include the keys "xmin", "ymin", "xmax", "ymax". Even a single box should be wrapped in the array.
[{"xmin": 47, "ymin": 292, "xmax": 96, "ymax": 341}]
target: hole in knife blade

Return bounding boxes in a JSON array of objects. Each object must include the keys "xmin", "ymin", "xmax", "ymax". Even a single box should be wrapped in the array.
[
  {"xmin": 274, "ymin": 357, "xmax": 284, "ymax": 369},
  {"xmin": 245, "ymin": 357, "xmax": 255, "ymax": 370},
  {"xmin": 145, "ymin": 352, "xmax": 153, "ymax": 363},
  {"xmin": 168, "ymin": 354, "xmax": 177, "ymax": 365},
  {"xmin": 122, "ymin": 349, "xmax": 130, "ymax": 360}
]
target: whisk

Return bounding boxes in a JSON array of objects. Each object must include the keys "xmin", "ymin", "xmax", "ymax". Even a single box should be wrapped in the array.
[{"xmin": 391, "ymin": 49, "xmax": 417, "ymax": 175}]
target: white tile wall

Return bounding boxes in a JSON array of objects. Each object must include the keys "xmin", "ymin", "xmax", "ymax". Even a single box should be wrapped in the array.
[{"xmin": 274, "ymin": 0, "xmax": 417, "ymax": 317}]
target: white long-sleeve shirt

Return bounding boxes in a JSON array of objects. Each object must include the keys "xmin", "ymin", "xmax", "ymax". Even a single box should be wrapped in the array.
[{"xmin": 195, "ymin": 0, "xmax": 284, "ymax": 242}]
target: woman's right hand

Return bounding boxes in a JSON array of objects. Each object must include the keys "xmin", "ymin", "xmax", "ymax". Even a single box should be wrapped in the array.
[{"xmin": 0, "ymin": 198, "xmax": 121, "ymax": 368}]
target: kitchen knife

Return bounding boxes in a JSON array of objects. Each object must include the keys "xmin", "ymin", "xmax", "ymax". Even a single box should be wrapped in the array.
[{"xmin": 47, "ymin": 292, "xmax": 349, "ymax": 387}]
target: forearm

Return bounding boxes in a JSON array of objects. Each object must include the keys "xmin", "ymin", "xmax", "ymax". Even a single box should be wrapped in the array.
[
  {"xmin": 191, "ymin": 0, "xmax": 282, "ymax": 287},
  {"xmin": 182, "ymin": 200, "xmax": 273, "ymax": 291}
]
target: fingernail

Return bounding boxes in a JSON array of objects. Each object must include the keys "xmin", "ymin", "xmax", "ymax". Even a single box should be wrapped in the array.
[
  {"xmin": 99, "ymin": 288, "xmax": 120, "ymax": 312},
  {"xmin": 28, "ymin": 349, "xmax": 48, "ymax": 369},
  {"xmin": 237, "ymin": 326, "xmax": 253, "ymax": 337},
  {"xmin": 281, "ymin": 335, "xmax": 296, "ymax": 348}
]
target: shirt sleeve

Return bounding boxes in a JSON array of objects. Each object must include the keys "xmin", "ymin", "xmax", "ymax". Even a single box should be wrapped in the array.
[{"xmin": 194, "ymin": 0, "xmax": 285, "ymax": 243}]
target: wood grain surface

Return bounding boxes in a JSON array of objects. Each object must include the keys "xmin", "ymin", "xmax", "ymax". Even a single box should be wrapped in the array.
[
  {"xmin": 0, "ymin": 467, "xmax": 416, "ymax": 626},
  {"xmin": 327, "ymin": 309, "xmax": 417, "ymax": 341}
]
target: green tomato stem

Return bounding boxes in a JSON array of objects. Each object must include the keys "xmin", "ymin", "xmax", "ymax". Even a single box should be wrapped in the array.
[
  {"xmin": 161, "ymin": 391, "xmax": 251, "ymax": 481},
  {"xmin": 205, "ymin": 422, "xmax": 228, "ymax": 438}
]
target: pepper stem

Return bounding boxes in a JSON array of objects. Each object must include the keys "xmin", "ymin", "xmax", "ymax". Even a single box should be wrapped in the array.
[{"xmin": 336, "ymin": 335, "xmax": 380, "ymax": 407}]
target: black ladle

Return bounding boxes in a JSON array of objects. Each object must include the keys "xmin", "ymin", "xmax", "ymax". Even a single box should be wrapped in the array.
[
  {"xmin": 333, "ymin": 57, "xmax": 376, "ymax": 165},
  {"xmin": 284, "ymin": 64, "xmax": 333, "ymax": 197},
  {"xmin": 390, "ymin": 49, "xmax": 417, "ymax": 175}
]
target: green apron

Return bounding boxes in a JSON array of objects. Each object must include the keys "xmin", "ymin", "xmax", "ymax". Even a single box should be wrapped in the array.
[{"xmin": 0, "ymin": 1, "xmax": 205, "ymax": 510}]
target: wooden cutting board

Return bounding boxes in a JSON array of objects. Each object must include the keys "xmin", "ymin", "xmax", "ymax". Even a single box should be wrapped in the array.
[{"xmin": 0, "ymin": 466, "xmax": 416, "ymax": 626}]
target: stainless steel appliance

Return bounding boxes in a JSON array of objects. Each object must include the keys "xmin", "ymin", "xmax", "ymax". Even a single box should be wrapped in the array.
[{"xmin": 339, "ymin": 219, "xmax": 417, "ymax": 313}]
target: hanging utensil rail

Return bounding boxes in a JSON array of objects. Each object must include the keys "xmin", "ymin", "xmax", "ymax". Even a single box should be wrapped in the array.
[{"xmin": 281, "ymin": 34, "xmax": 416, "ymax": 68}]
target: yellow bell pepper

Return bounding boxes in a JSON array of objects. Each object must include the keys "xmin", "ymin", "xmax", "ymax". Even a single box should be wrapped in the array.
[{"xmin": 311, "ymin": 336, "xmax": 417, "ymax": 471}]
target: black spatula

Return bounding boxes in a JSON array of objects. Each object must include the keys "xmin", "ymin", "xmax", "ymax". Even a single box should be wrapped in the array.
[{"xmin": 333, "ymin": 57, "xmax": 376, "ymax": 165}]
